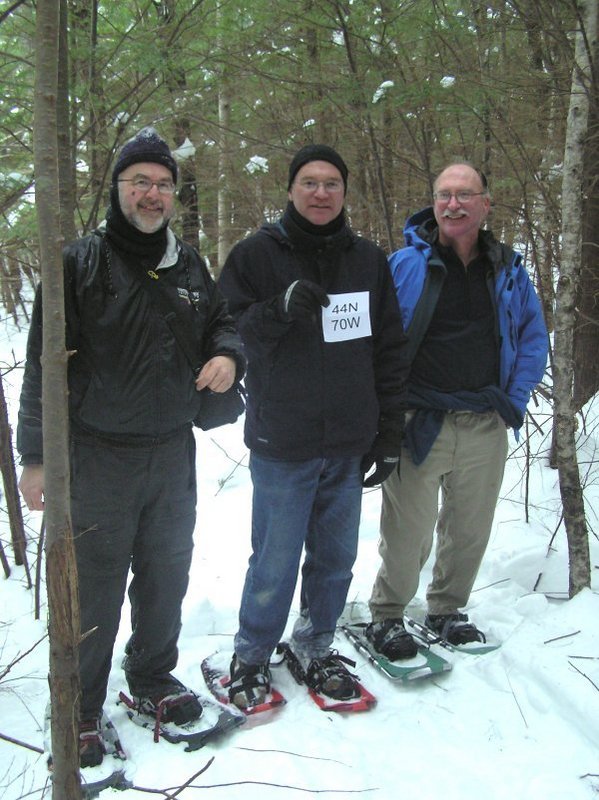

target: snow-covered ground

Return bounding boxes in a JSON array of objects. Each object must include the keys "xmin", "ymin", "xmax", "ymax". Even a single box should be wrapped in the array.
[{"xmin": 1, "ymin": 319, "xmax": 598, "ymax": 799}]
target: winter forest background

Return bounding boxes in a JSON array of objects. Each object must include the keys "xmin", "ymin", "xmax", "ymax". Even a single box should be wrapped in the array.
[{"xmin": 1, "ymin": 1, "xmax": 599, "ymax": 797}]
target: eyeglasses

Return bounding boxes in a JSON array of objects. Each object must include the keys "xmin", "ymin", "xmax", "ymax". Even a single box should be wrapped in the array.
[
  {"xmin": 118, "ymin": 177, "xmax": 176, "ymax": 195},
  {"xmin": 296, "ymin": 179, "xmax": 344, "ymax": 194},
  {"xmin": 433, "ymin": 191, "xmax": 486, "ymax": 204}
]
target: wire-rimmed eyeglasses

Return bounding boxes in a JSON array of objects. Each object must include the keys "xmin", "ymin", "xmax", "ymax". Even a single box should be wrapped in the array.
[
  {"xmin": 295, "ymin": 179, "xmax": 344, "ymax": 194},
  {"xmin": 433, "ymin": 191, "xmax": 486, "ymax": 204},
  {"xmin": 118, "ymin": 177, "xmax": 176, "ymax": 195}
]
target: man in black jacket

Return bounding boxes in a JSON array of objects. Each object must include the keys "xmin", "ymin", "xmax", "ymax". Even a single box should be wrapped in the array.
[
  {"xmin": 17, "ymin": 128, "xmax": 245, "ymax": 768},
  {"xmin": 218, "ymin": 144, "xmax": 408, "ymax": 708}
]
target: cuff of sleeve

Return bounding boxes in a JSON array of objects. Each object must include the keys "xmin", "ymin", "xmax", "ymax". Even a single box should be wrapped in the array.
[{"xmin": 20, "ymin": 455, "xmax": 43, "ymax": 466}]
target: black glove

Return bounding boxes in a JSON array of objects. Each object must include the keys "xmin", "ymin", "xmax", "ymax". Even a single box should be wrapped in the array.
[
  {"xmin": 361, "ymin": 453, "xmax": 399, "ymax": 487},
  {"xmin": 361, "ymin": 415, "xmax": 405, "ymax": 488},
  {"xmin": 279, "ymin": 279, "xmax": 330, "ymax": 321}
]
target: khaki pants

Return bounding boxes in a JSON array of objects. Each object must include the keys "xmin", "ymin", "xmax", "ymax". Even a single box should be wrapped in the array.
[{"xmin": 369, "ymin": 410, "xmax": 508, "ymax": 619}]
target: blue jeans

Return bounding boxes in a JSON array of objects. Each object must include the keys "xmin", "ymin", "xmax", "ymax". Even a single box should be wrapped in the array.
[{"xmin": 234, "ymin": 453, "xmax": 363, "ymax": 665}]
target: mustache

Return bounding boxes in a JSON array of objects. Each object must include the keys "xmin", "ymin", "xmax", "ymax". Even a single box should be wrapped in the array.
[{"xmin": 442, "ymin": 209, "xmax": 468, "ymax": 218}]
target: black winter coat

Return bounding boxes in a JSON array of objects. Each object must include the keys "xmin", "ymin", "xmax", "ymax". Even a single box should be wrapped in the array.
[
  {"xmin": 218, "ymin": 220, "xmax": 408, "ymax": 460},
  {"xmin": 17, "ymin": 232, "xmax": 245, "ymax": 462}
]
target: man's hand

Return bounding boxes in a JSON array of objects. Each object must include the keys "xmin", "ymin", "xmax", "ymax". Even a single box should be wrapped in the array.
[
  {"xmin": 19, "ymin": 464, "xmax": 45, "ymax": 511},
  {"xmin": 280, "ymin": 280, "xmax": 330, "ymax": 321},
  {"xmin": 361, "ymin": 454, "xmax": 399, "ymax": 488},
  {"xmin": 195, "ymin": 355, "xmax": 237, "ymax": 392},
  {"xmin": 360, "ymin": 415, "xmax": 404, "ymax": 487}
]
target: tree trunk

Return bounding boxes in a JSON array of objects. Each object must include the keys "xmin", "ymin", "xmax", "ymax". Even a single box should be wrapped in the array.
[
  {"xmin": 336, "ymin": 4, "xmax": 395, "ymax": 251},
  {"xmin": 217, "ymin": 71, "xmax": 233, "ymax": 273},
  {"xmin": 57, "ymin": 0, "xmax": 76, "ymax": 244},
  {"xmin": 87, "ymin": 0, "xmax": 108, "ymax": 212},
  {"xmin": 303, "ymin": 0, "xmax": 333, "ymax": 144},
  {"xmin": 553, "ymin": 0, "xmax": 596, "ymax": 597},
  {"xmin": 573, "ymin": 72, "xmax": 599, "ymax": 409},
  {"xmin": 34, "ymin": 0, "xmax": 82, "ymax": 796},
  {"xmin": 0, "ymin": 371, "xmax": 29, "ymax": 576},
  {"xmin": 155, "ymin": 0, "xmax": 200, "ymax": 249}
]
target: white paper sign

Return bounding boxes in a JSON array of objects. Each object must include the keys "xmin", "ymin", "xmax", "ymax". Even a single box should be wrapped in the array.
[{"xmin": 322, "ymin": 291, "xmax": 371, "ymax": 342}]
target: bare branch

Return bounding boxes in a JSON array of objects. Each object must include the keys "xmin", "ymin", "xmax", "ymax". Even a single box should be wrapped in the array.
[
  {"xmin": 0, "ymin": 731, "xmax": 43, "ymax": 754},
  {"xmin": 543, "ymin": 630, "xmax": 580, "ymax": 644},
  {"xmin": 568, "ymin": 659, "xmax": 599, "ymax": 692},
  {"xmin": 0, "ymin": 633, "xmax": 48, "ymax": 682}
]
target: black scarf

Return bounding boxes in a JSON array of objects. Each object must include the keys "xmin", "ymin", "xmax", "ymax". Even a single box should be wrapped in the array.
[
  {"xmin": 104, "ymin": 184, "xmax": 168, "ymax": 269},
  {"xmin": 281, "ymin": 201, "xmax": 352, "ymax": 253}
]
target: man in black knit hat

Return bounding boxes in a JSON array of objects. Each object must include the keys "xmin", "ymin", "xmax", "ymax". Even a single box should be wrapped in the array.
[
  {"xmin": 17, "ymin": 127, "xmax": 245, "ymax": 768},
  {"xmin": 218, "ymin": 143, "xmax": 408, "ymax": 708}
]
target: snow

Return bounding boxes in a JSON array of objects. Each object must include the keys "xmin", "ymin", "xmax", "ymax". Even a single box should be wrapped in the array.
[
  {"xmin": 1, "ymin": 323, "xmax": 599, "ymax": 799},
  {"xmin": 245, "ymin": 156, "xmax": 269, "ymax": 175},
  {"xmin": 172, "ymin": 138, "xmax": 196, "ymax": 161},
  {"xmin": 372, "ymin": 81, "xmax": 394, "ymax": 104}
]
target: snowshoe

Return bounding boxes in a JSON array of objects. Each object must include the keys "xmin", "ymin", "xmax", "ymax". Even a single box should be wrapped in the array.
[
  {"xmin": 276, "ymin": 642, "xmax": 376, "ymax": 712},
  {"xmin": 342, "ymin": 622, "xmax": 452, "ymax": 681},
  {"xmin": 364, "ymin": 618, "xmax": 419, "ymax": 660},
  {"xmin": 44, "ymin": 705, "xmax": 131, "ymax": 798},
  {"xmin": 407, "ymin": 615, "xmax": 500, "ymax": 654},
  {"xmin": 118, "ymin": 682, "xmax": 244, "ymax": 751},
  {"xmin": 202, "ymin": 653, "xmax": 286, "ymax": 716}
]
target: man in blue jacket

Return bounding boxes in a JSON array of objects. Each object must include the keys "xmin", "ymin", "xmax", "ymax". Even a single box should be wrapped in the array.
[
  {"xmin": 366, "ymin": 162, "xmax": 548, "ymax": 658},
  {"xmin": 219, "ymin": 144, "xmax": 408, "ymax": 707}
]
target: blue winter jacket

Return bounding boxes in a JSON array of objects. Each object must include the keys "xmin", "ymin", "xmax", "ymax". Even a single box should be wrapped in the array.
[{"xmin": 390, "ymin": 207, "xmax": 548, "ymax": 431}]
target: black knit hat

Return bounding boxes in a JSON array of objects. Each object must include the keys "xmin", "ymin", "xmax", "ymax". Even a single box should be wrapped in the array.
[
  {"xmin": 287, "ymin": 144, "xmax": 348, "ymax": 191},
  {"xmin": 112, "ymin": 126, "xmax": 178, "ymax": 184}
]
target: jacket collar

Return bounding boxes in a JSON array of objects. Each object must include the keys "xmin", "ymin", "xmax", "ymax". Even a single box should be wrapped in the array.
[
  {"xmin": 97, "ymin": 220, "xmax": 179, "ymax": 269},
  {"xmin": 403, "ymin": 206, "xmax": 516, "ymax": 275}
]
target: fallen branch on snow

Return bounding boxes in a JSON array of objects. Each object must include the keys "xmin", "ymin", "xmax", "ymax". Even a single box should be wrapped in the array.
[
  {"xmin": 568, "ymin": 660, "xmax": 599, "ymax": 693},
  {"xmin": 129, "ymin": 760, "xmax": 214, "ymax": 798},
  {"xmin": 0, "ymin": 730, "xmax": 43, "ymax": 754},
  {"xmin": 543, "ymin": 630, "xmax": 580, "ymax": 644}
]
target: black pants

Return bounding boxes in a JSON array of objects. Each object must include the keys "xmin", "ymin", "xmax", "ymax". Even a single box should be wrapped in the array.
[{"xmin": 70, "ymin": 428, "xmax": 197, "ymax": 718}]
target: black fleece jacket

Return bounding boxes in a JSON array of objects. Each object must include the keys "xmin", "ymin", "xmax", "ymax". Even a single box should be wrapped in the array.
[
  {"xmin": 18, "ymin": 232, "xmax": 245, "ymax": 462},
  {"xmin": 218, "ymin": 211, "xmax": 408, "ymax": 460}
]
